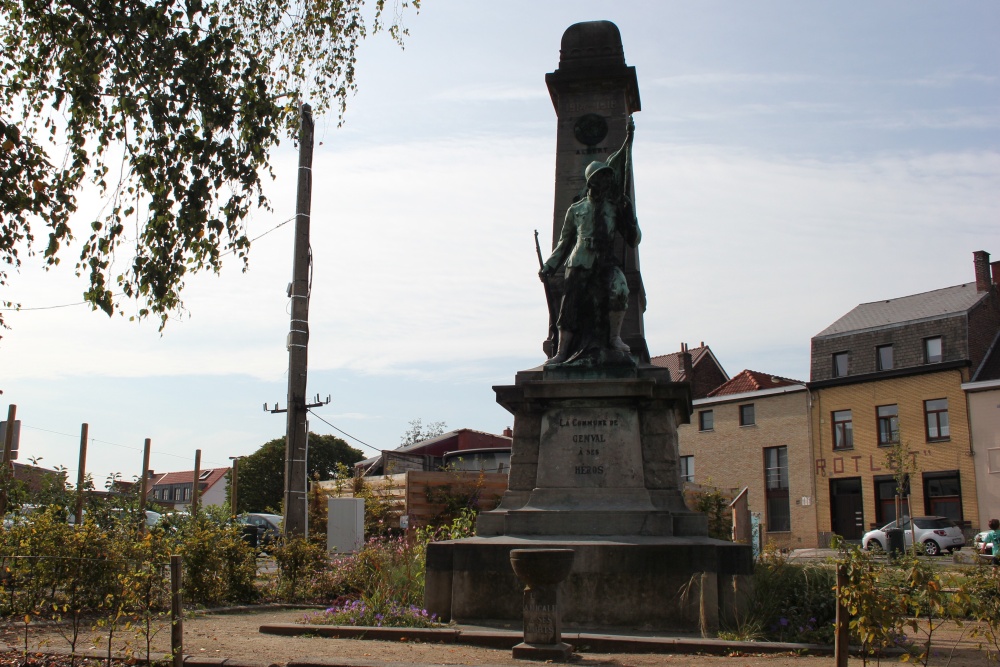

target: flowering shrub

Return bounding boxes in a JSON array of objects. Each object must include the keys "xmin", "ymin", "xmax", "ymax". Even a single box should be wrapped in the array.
[{"xmin": 305, "ymin": 598, "xmax": 441, "ymax": 628}]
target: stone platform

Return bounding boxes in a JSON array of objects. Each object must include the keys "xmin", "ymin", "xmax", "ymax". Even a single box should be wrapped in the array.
[
  {"xmin": 424, "ymin": 535, "xmax": 752, "ymax": 631},
  {"xmin": 423, "ymin": 365, "xmax": 753, "ymax": 632}
]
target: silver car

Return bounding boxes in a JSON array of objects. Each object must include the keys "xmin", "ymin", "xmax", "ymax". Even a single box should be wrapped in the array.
[{"xmin": 862, "ymin": 516, "xmax": 965, "ymax": 556}]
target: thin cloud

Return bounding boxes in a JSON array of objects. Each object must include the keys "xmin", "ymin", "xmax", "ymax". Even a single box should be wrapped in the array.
[{"xmin": 433, "ymin": 84, "xmax": 548, "ymax": 103}]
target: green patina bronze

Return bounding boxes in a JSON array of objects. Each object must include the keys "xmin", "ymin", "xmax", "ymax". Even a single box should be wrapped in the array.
[{"xmin": 539, "ymin": 116, "xmax": 640, "ymax": 369}]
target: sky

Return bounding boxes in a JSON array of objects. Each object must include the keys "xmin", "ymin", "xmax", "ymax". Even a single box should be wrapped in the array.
[{"xmin": 2, "ymin": 1, "xmax": 998, "ymax": 484}]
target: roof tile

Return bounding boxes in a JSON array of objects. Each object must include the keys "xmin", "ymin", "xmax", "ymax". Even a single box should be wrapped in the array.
[{"xmin": 708, "ymin": 369, "xmax": 803, "ymax": 397}]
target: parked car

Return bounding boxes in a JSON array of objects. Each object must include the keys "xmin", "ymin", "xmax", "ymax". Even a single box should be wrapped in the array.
[
  {"xmin": 237, "ymin": 513, "xmax": 282, "ymax": 550},
  {"xmin": 974, "ymin": 530, "xmax": 993, "ymax": 558},
  {"xmin": 2, "ymin": 504, "xmax": 43, "ymax": 528},
  {"xmin": 862, "ymin": 516, "xmax": 965, "ymax": 556}
]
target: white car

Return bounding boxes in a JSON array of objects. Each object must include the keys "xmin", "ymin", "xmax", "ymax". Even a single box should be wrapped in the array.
[
  {"xmin": 974, "ymin": 531, "xmax": 994, "ymax": 560},
  {"xmin": 862, "ymin": 516, "xmax": 965, "ymax": 556}
]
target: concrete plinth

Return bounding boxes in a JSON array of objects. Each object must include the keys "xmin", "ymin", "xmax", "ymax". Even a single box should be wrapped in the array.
[
  {"xmin": 422, "ymin": 365, "xmax": 753, "ymax": 632},
  {"xmin": 512, "ymin": 641, "xmax": 574, "ymax": 661},
  {"xmin": 425, "ymin": 535, "xmax": 752, "ymax": 632}
]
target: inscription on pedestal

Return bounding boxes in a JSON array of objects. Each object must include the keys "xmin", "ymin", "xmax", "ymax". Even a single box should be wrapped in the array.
[
  {"xmin": 523, "ymin": 599, "xmax": 558, "ymax": 644},
  {"xmin": 536, "ymin": 407, "xmax": 642, "ymax": 488}
]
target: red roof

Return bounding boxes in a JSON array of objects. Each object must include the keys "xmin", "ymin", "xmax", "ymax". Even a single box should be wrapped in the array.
[
  {"xmin": 707, "ymin": 369, "xmax": 803, "ymax": 397},
  {"xmin": 150, "ymin": 467, "xmax": 229, "ymax": 489},
  {"xmin": 650, "ymin": 345, "xmax": 710, "ymax": 380}
]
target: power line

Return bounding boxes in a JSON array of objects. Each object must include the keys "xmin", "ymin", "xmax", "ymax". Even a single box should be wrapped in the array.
[
  {"xmin": 306, "ymin": 409, "xmax": 381, "ymax": 454},
  {"xmin": 19, "ymin": 423, "xmax": 230, "ymax": 468},
  {"xmin": 1, "ymin": 215, "xmax": 296, "ymax": 312}
]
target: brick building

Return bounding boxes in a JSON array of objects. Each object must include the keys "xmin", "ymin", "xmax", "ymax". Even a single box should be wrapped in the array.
[
  {"xmin": 962, "ymin": 326, "xmax": 1000, "ymax": 528},
  {"xmin": 651, "ymin": 343, "xmax": 728, "ymax": 399},
  {"xmin": 809, "ymin": 251, "xmax": 1000, "ymax": 544},
  {"xmin": 678, "ymin": 369, "xmax": 816, "ymax": 550}
]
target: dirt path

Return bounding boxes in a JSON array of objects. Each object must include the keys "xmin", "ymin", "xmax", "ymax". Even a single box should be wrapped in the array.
[{"xmin": 4, "ymin": 609, "xmax": 996, "ymax": 667}]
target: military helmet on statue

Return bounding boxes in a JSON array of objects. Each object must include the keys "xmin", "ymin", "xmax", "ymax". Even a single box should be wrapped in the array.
[{"xmin": 584, "ymin": 161, "xmax": 613, "ymax": 184}]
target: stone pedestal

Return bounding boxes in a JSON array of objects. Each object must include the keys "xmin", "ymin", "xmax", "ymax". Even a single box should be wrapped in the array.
[
  {"xmin": 423, "ymin": 366, "xmax": 754, "ymax": 632},
  {"xmin": 510, "ymin": 548, "xmax": 575, "ymax": 661},
  {"xmin": 477, "ymin": 365, "xmax": 705, "ymax": 538}
]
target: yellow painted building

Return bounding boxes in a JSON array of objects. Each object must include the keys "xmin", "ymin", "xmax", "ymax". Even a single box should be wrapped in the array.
[
  {"xmin": 810, "ymin": 367, "xmax": 978, "ymax": 545},
  {"xmin": 809, "ymin": 251, "xmax": 1000, "ymax": 546}
]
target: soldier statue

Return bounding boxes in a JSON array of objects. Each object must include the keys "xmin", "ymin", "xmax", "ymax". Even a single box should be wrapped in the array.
[{"xmin": 539, "ymin": 116, "xmax": 640, "ymax": 366}]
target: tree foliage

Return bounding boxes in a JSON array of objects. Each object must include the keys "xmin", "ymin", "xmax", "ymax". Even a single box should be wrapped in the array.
[
  {"xmin": 400, "ymin": 418, "xmax": 446, "ymax": 447},
  {"xmin": 0, "ymin": 0, "xmax": 417, "ymax": 330},
  {"xmin": 235, "ymin": 432, "xmax": 363, "ymax": 513}
]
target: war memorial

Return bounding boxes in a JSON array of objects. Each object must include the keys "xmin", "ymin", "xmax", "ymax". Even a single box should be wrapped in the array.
[{"xmin": 424, "ymin": 21, "xmax": 752, "ymax": 638}]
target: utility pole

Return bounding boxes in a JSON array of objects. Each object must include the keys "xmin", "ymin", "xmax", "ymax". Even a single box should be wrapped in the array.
[
  {"xmin": 75, "ymin": 424, "xmax": 89, "ymax": 525},
  {"xmin": 284, "ymin": 102, "xmax": 315, "ymax": 539},
  {"xmin": 0, "ymin": 404, "xmax": 16, "ymax": 519},
  {"xmin": 138, "ymin": 438, "xmax": 151, "ymax": 530},
  {"xmin": 191, "ymin": 449, "xmax": 202, "ymax": 515},
  {"xmin": 228, "ymin": 456, "xmax": 240, "ymax": 517}
]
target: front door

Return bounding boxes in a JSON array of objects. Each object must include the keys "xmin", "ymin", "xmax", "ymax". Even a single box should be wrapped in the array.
[{"xmin": 830, "ymin": 477, "xmax": 864, "ymax": 541}]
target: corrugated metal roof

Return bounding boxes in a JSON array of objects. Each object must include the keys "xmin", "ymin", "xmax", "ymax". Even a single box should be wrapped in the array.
[{"xmin": 815, "ymin": 283, "xmax": 986, "ymax": 338}]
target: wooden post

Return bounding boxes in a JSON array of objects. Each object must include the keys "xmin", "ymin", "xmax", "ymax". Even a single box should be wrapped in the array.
[
  {"xmin": 170, "ymin": 554, "xmax": 183, "ymax": 667},
  {"xmin": 74, "ymin": 423, "xmax": 89, "ymax": 524},
  {"xmin": 835, "ymin": 563, "xmax": 849, "ymax": 667},
  {"xmin": 0, "ymin": 404, "xmax": 17, "ymax": 519},
  {"xmin": 283, "ymin": 102, "xmax": 314, "ymax": 539},
  {"xmin": 229, "ymin": 457, "xmax": 239, "ymax": 517},
  {"xmin": 191, "ymin": 449, "xmax": 201, "ymax": 515},
  {"xmin": 137, "ymin": 438, "xmax": 151, "ymax": 533}
]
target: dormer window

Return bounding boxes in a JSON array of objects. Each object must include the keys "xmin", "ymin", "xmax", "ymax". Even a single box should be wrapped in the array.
[
  {"xmin": 876, "ymin": 344, "xmax": 893, "ymax": 371},
  {"xmin": 924, "ymin": 337, "xmax": 942, "ymax": 364},
  {"xmin": 832, "ymin": 352, "xmax": 849, "ymax": 378}
]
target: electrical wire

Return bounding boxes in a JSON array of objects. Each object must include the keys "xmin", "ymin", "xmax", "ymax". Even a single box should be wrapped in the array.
[
  {"xmin": 1, "ymin": 215, "xmax": 297, "ymax": 312},
  {"xmin": 306, "ymin": 409, "xmax": 381, "ymax": 454}
]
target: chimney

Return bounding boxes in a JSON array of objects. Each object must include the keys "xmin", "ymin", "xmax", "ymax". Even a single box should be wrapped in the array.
[
  {"xmin": 502, "ymin": 427, "xmax": 513, "ymax": 438},
  {"xmin": 680, "ymin": 342, "xmax": 694, "ymax": 380},
  {"xmin": 974, "ymin": 250, "xmax": 991, "ymax": 292},
  {"xmin": 992, "ymin": 260, "xmax": 1000, "ymax": 288}
]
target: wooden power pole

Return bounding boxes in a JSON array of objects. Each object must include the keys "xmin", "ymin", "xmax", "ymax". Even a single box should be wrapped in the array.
[
  {"xmin": 283, "ymin": 103, "xmax": 314, "ymax": 538},
  {"xmin": 74, "ymin": 423, "xmax": 89, "ymax": 524}
]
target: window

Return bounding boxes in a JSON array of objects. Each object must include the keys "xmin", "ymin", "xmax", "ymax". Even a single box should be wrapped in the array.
[
  {"xmin": 199, "ymin": 469, "xmax": 213, "ymax": 480},
  {"xmin": 764, "ymin": 446, "xmax": 790, "ymax": 532},
  {"xmin": 832, "ymin": 352, "xmax": 849, "ymax": 378},
  {"xmin": 924, "ymin": 337, "xmax": 942, "ymax": 364},
  {"xmin": 874, "ymin": 475, "xmax": 909, "ymax": 525},
  {"xmin": 679, "ymin": 455, "xmax": 694, "ymax": 483},
  {"xmin": 876, "ymin": 345, "xmax": 893, "ymax": 371},
  {"xmin": 739, "ymin": 404, "xmax": 755, "ymax": 426},
  {"xmin": 183, "ymin": 486, "xmax": 191, "ymax": 501},
  {"xmin": 832, "ymin": 410, "xmax": 853, "ymax": 450},
  {"xmin": 877, "ymin": 404, "xmax": 899, "ymax": 446},
  {"xmin": 698, "ymin": 410, "xmax": 714, "ymax": 431},
  {"xmin": 922, "ymin": 471, "xmax": 962, "ymax": 522},
  {"xmin": 924, "ymin": 398, "xmax": 950, "ymax": 441}
]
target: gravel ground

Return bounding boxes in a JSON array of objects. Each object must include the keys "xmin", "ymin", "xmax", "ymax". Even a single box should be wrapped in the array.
[{"xmin": 3, "ymin": 608, "xmax": 996, "ymax": 667}]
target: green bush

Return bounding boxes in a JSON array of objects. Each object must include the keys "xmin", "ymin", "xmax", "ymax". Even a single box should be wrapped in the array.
[
  {"xmin": 170, "ymin": 516, "xmax": 258, "ymax": 606},
  {"xmin": 271, "ymin": 536, "xmax": 334, "ymax": 602},
  {"xmin": 721, "ymin": 545, "xmax": 836, "ymax": 643}
]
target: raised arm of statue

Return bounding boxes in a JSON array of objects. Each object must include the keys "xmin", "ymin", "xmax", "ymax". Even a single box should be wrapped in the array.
[{"xmin": 606, "ymin": 115, "xmax": 635, "ymax": 192}]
